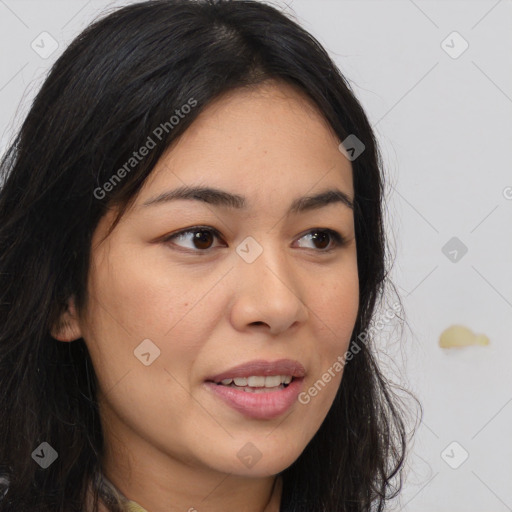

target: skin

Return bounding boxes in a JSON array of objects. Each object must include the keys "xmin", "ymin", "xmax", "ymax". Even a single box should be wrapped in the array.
[{"xmin": 52, "ymin": 80, "xmax": 359, "ymax": 512}]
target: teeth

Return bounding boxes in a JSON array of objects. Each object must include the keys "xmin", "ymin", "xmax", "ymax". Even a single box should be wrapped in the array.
[
  {"xmin": 260, "ymin": 375, "xmax": 280, "ymax": 388},
  {"xmin": 247, "ymin": 376, "xmax": 266, "ymax": 387},
  {"xmin": 219, "ymin": 375, "xmax": 293, "ymax": 387}
]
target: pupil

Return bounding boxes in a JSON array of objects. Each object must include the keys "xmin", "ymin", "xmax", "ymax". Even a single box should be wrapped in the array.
[
  {"xmin": 312, "ymin": 231, "xmax": 329, "ymax": 249},
  {"xmin": 194, "ymin": 230, "xmax": 213, "ymax": 250}
]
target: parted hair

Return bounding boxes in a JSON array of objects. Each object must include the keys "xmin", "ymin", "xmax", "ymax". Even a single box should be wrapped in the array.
[{"xmin": 0, "ymin": 1, "xmax": 415, "ymax": 510}]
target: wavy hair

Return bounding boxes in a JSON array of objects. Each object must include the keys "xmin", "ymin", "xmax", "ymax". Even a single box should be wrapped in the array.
[{"xmin": 0, "ymin": 1, "xmax": 417, "ymax": 510}]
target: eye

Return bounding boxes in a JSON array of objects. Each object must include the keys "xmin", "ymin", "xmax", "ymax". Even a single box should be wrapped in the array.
[
  {"xmin": 294, "ymin": 228, "xmax": 347, "ymax": 252},
  {"xmin": 162, "ymin": 226, "xmax": 347, "ymax": 253},
  {"xmin": 162, "ymin": 226, "xmax": 225, "ymax": 252}
]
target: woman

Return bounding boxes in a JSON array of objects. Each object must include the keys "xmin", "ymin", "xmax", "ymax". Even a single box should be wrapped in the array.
[{"xmin": 0, "ymin": 0, "xmax": 413, "ymax": 510}]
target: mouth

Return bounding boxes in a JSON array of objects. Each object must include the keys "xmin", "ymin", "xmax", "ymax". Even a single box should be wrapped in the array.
[
  {"xmin": 210, "ymin": 374, "xmax": 295, "ymax": 393},
  {"xmin": 204, "ymin": 359, "xmax": 306, "ymax": 419},
  {"xmin": 205, "ymin": 358, "xmax": 306, "ymax": 384}
]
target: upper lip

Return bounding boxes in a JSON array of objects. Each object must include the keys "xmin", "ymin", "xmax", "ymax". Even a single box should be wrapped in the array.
[{"xmin": 206, "ymin": 359, "xmax": 306, "ymax": 383}]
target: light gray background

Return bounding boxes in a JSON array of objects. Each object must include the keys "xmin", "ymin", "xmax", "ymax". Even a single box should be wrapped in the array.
[{"xmin": 1, "ymin": 1, "xmax": 511, "ymax": 510}]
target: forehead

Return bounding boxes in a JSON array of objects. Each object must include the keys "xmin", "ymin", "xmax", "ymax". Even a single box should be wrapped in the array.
[{"xmin": 137, "ymin": 80, "xmax": 353, "ymax": 210}]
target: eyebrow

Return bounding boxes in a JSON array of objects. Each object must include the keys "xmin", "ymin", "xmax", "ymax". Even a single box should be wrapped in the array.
[{"xmin": 141, "ymin": 185, "xmax": 354, "ymax": 214}]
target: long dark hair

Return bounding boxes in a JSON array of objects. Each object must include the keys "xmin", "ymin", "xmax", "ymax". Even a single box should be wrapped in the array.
[{"xmin": 0, "ymin": 1, "xmax": 416, "ymax": 510}]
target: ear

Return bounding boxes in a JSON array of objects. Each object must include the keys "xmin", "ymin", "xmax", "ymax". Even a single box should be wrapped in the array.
[{"xmin": 50, "ymin": 295, "xmax": 83, "ymax": 342}]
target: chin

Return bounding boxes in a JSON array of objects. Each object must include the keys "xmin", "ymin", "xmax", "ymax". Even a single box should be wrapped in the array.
[{"xmin": 207, "ymin": 444, "xmax": 301, "ymax": 478}]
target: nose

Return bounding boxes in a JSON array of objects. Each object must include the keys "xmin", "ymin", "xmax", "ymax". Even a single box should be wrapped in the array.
[{"xmin": 228, "ymin": 240, "xmax": 309, "ymax": 335}]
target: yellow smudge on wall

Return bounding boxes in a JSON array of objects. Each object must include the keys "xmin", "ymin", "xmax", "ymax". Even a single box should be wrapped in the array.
[
  {"xmin": 439, "ymin": 325, "xmax": 490, "ymax": 348},
  {"xmin": 124, "ymin": 501, "xmax": 148, "ymax": 512}
]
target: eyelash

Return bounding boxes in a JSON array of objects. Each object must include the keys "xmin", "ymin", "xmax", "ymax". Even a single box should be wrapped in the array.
[{"xmin": 161, "ymin": 226, "xmax": 348, "ymax": 254}]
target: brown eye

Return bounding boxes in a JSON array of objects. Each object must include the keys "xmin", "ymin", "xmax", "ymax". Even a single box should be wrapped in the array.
[
  {"xmin": 296, "ymin": 229, "xmax": 345, "ymax": 252},
  {"xmin": 164, "ymin": 226, "xmax": 346, "ymax": 254},
  {"xmin": 310, "ymin": 231, "xmax": 330, "ymax": 250},
  {"xmin": 190, "ymin": 229, "xmax": 215, "ymax": 250},
  {"xmin": 164, "ymin": 227, "xmax": 223, "ymax": 252}
]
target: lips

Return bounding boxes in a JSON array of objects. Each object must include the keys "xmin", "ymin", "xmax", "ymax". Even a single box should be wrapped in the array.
[
  {"xmin": 204, "ymin": 359, "xmax": 307, "ymax": 419},
  {"xmin": 205, "ymin": 358, "xmax": 306, "ymax": 383}
]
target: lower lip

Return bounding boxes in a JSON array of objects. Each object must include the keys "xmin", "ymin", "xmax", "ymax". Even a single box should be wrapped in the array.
[{"xmin": 204, "ymin": 378, "xmax": 304, "ymax": 420}]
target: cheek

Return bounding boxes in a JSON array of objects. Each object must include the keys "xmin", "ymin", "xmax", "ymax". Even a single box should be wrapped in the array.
[
  {"xmin": 83, "ymin": 245, "xmax": 229, "ymax": 388},
  {"xmin": 87, "ymin": 243, "xmax": 202, "ymax": 338},
  {"xmin": 314, "ymin": 270, "xmax": 359, "ymax": 349},
  {"xmin": 305, "ymin": 268, "xmax": 359, "ymax": 407}
]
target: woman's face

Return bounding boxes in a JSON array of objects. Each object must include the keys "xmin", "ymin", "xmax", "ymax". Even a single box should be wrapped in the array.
[{"xmin": 57, "ymin": 81, "xmax": 359, "ymax": 498}]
